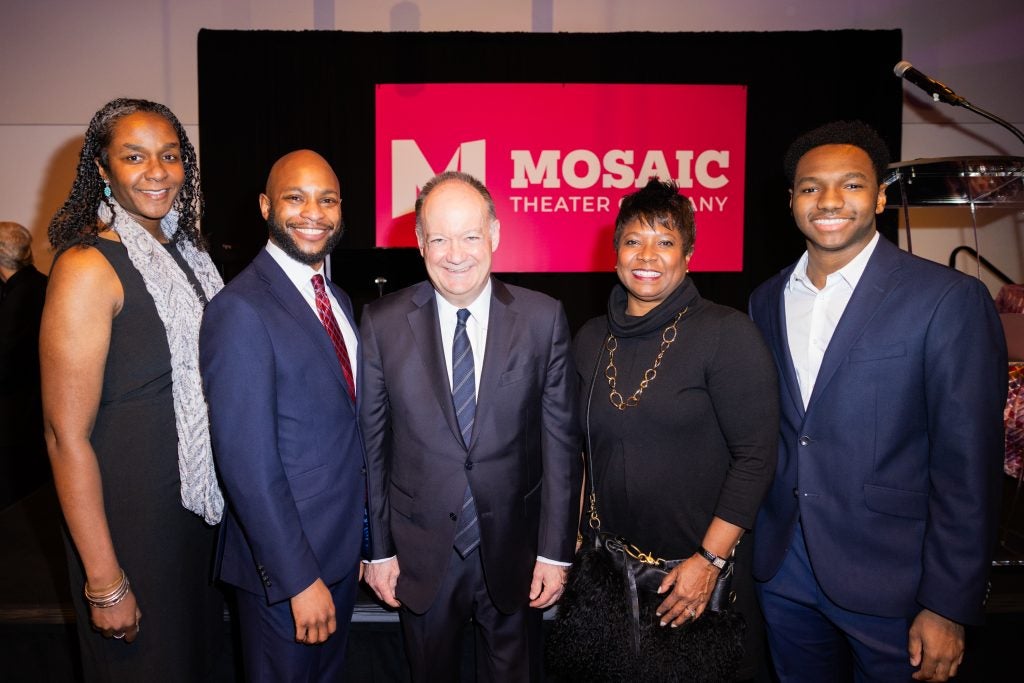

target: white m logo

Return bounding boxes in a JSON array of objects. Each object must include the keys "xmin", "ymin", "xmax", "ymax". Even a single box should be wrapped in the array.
[{"xmin": 391, "ymin": 140, "xmax": 486, "ymax": 219}]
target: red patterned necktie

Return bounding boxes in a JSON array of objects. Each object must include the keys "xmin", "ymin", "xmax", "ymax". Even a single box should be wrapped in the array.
[{"xmin": 311, "ymin": 274, "xmax": 356, "ymax": 403}]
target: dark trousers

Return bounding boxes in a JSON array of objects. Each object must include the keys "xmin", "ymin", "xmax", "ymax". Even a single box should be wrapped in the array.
[
  {"xmin": 400, "ymin": 547, "xmax": 542, "ymax": 682},
  {"xmin": 234, "ymin": 570, "xmax": 359, "ymax": 682},
  {"xmin": 756, "ymin": 522, "xmax": 914, "ymax": 682}
]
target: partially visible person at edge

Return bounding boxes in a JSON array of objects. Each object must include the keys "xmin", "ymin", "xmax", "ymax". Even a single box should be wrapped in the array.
[
  {"xmin": 570, "ymin": 178, "xmax": 780, "ymax": 680},
  {"xmin": 0, "ymin": 221, "xmax": 50, "ymax": 506},
  {"xmin": 749, "ymin": 120, "xmax": 1008, "ymax": 682},
  {"xmin": 200, "ymin": 149, "xmax": 367, "ymax": 681},
  {"xmin": 39, "ymin": 98, "xmax": 226, "ymax": 681}
]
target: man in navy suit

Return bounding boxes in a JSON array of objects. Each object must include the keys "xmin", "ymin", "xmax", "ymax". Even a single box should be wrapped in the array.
[
  {"xmin": 749, "ymin": 121, "xmax": 1008, "ymax": 682},
  {"xmin": 361, "ymin": 171, "xmax": 581, "ymax": 681},
  {"xmin": 200, "ymin": 150, "xmax": 365, "ymax": 681}
]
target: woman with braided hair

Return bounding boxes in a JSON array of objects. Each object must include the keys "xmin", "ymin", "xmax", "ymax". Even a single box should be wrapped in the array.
[{"xmin": 40, "ymin": 98, "xmax": 226, "ymax": 681}]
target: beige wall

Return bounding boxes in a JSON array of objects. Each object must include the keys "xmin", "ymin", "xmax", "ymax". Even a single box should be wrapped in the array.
[{"xmin": 2, "ymin": 0, "xmax": 1021, "ymax": 293}]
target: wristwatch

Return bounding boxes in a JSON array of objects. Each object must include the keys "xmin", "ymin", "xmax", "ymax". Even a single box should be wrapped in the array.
[{"xmin": 698, "ymin": 545, "xmax": 728, "ymax": 569}]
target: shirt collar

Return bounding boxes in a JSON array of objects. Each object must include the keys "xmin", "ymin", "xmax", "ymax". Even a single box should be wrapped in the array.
[
  {"xmin": 265, "ymin": 240, "xmax": 327, "ymax": 292},
  {"xmin": 434, "ymin": 279, "xmax": 492, "ymax": 327},
  {"xmin": 788, "ymin": 231, "xmax": 880, "ymax": 292}
]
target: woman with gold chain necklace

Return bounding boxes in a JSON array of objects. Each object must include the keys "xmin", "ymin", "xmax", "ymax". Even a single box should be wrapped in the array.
[{"xmin": 567, "ymin": 179, "xmax": 780, "ymax": 681}]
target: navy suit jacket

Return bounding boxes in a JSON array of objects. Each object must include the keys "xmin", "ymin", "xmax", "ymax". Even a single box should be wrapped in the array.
[
  {"xmin": 749, "ymin": 236, "xmax": 1007, "ymax": 625},
  {"xmin": 359, "ymin": 279, "xmax": 582, "ymax": 614},
  {"xmin": 200, "ymin": 249, "xmax": 366, "ymax": 604}
]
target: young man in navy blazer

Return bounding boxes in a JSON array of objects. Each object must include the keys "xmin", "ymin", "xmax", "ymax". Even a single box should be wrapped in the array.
[
  {"xmin": 749, "ymin": 121, "xmax": 1008, "ymax": 682},
  {"xmin": 200, "ymin": 150, "xmax": 365, "ymax": 681}
]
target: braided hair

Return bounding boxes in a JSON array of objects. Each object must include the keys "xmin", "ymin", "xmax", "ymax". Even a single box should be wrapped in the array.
[{"xmin": 48, "ymin": 98, "xmax": 204, "ymax": 251}]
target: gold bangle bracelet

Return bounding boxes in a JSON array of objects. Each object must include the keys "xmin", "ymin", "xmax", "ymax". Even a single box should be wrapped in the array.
[
  {"xmin": 84, "ymin": 569, "xmax": 129, "ymax": 607},
  {"xmin": 85, "ymin": 573, "xmax": 130, "ymax": 609},
  {"xmin": 84, "ymin": 568, "xmax": 125, "ymax": 597}
]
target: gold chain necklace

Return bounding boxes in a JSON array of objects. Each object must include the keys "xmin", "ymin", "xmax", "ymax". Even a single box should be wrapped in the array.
[{"xmin": 605, "ymin": 307, "xmax": 687, "ymax": 410}]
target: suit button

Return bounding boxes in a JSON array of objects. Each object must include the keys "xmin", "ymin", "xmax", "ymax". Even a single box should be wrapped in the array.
[
  {"xmin": 360, "ymin": 466, "xmax": 367, "ymax": 476},
  {"xmin": 449, "ymin": 512, "xmax": 457, "ymax": 521},
  {"xmin": 465, "ymin": 461, "xmax": 473, "ymax": 470},
  {"xmin": 798, "ymin": 436, "xmax": 811, "ymax": 446}
]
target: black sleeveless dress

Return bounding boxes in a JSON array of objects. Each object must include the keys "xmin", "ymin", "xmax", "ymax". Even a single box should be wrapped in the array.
[{"xmin": 61, "ymin": 238, "xmax": 225, "ymax": 682}]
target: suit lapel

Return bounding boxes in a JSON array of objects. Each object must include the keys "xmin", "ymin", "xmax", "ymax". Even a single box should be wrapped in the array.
[
  {"xmin": 474, "ymin": 279, "xmax": 516, "ymax": 449},
  {"xmin": 407, "ymin": 282, "xmax": 465, "ymax": 448},
  {"xmin": 807, "ymin": 238, "xmax": 904, "ymax": 409},
  {"xmin": 767, "ymin": 270, "xmax": 806, "ymax": 419},
  {"xmin": 253, "ymin": 250, "xmax": 353, "ymax": 409}
]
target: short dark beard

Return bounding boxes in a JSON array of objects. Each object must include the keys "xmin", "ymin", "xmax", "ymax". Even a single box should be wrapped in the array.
[{"xmin": 266, "ymin": 212, "xmax": 345, "ymax": 266}]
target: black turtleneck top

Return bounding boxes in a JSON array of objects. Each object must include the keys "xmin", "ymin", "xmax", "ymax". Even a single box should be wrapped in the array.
[{"xmin": 572, "ymin": 277, "xmax": 779, "ymax": 559}]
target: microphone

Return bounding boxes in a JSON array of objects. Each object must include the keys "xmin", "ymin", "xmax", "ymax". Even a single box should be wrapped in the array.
[{"xmin": 894, "ymin": 61, "xmax": 966, "ymax": 106}]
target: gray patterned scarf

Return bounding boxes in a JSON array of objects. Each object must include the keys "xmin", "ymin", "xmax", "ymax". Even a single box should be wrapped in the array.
[{"xmin": 98, "ymin": 198, "xmax": 225, "ymax": 524}]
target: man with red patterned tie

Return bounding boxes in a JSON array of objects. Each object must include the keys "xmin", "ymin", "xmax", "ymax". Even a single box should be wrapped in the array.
[{"xmin": 200, "ymin": 150, "xmax": 366, "ymax": 682}]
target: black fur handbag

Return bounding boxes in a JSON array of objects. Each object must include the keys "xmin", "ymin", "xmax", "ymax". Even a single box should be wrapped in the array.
[
  {"xmin": 546, "ymin": 330, "xmax": 746, "ymax": 682},
  {"xmin": 545, "ymin": 529, "xmax": 745, "ymax": 682}
]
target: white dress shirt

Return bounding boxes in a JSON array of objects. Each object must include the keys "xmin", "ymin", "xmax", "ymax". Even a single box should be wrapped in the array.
[
  {"xmin": 784, "ymin": 231, "xmax": 879, "ymax": 408},
  {"xmin": 435, "ymin": 281, "xmax": 491, "ymax": 396},
  {"xmin": 265, "ymin": 240, "xmax": 358, "ymax": 387}
]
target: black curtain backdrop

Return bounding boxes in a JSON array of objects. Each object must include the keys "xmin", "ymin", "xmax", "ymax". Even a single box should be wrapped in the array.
[{"xmin": 197, "ymin": 29, "xmax": 902, "ymax": 332}]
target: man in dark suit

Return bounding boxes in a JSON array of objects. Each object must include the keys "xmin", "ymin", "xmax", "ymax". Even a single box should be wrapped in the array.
[
  {"xmin": 749, "ymin": 121, "xmax": 1008, "ymax": 682},
  {"xmin": 361, "ymin": 171, "xmax": 581, "ymax": 681},
  {"xmin": 200, "ymin": 150, "xmax": 365, "ymax": 681}
]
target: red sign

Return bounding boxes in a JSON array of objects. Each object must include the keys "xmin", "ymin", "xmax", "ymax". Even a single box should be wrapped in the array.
[{"xmin": 375, "ymin": 83, "xmax": 747, "ymax": 272}]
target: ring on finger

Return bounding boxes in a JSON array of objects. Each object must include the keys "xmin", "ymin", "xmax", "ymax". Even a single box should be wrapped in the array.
[
  {"xmin": 688, "ymin": 607, "xmax": 697, "ymax": 618},
  {"xmin": 113, "ymin": 632, "xmax": 126, "ymax": 639}
]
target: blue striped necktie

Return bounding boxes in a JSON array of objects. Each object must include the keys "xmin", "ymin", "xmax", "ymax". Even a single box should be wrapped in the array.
[{"xmin": 451, "ymin": 308, "xmax": 480, "ymax": 557}]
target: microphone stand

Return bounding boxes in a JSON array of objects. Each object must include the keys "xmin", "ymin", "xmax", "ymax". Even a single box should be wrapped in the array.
[
  {"xmin": 915, "ymin": 91, "xmax": 1024, "ymax": 273},
  {"xmin": 898, "ymin": 62, "xmax": 1024, "ymax": 147},
  {"xmin": 957, "ymin": 100, "xmax": 1024, "ymax": 147},
  {"xmin": 891, "ymin": 63, "xmax": 1024, "ymax": 263}
]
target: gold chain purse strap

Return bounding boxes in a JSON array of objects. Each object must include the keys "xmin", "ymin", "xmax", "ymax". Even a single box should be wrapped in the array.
[
  {"xmin": 584, "ymin": 307, "xmax": 689, "ymax": 548},
  {"xmin": 582, "ymin": 322, "xmax": 677, "ymax": 655}
]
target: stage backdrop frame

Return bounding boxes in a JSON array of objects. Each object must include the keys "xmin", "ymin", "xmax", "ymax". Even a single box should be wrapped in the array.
[{"xmin": 197, "ymin": 29, "xmax": 902, "ymax": 331}]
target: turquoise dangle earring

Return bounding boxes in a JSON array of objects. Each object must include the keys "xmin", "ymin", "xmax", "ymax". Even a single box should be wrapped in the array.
[{"xmin": 103, "ymin": 180, "xmax": 112, "ymax": 198}]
